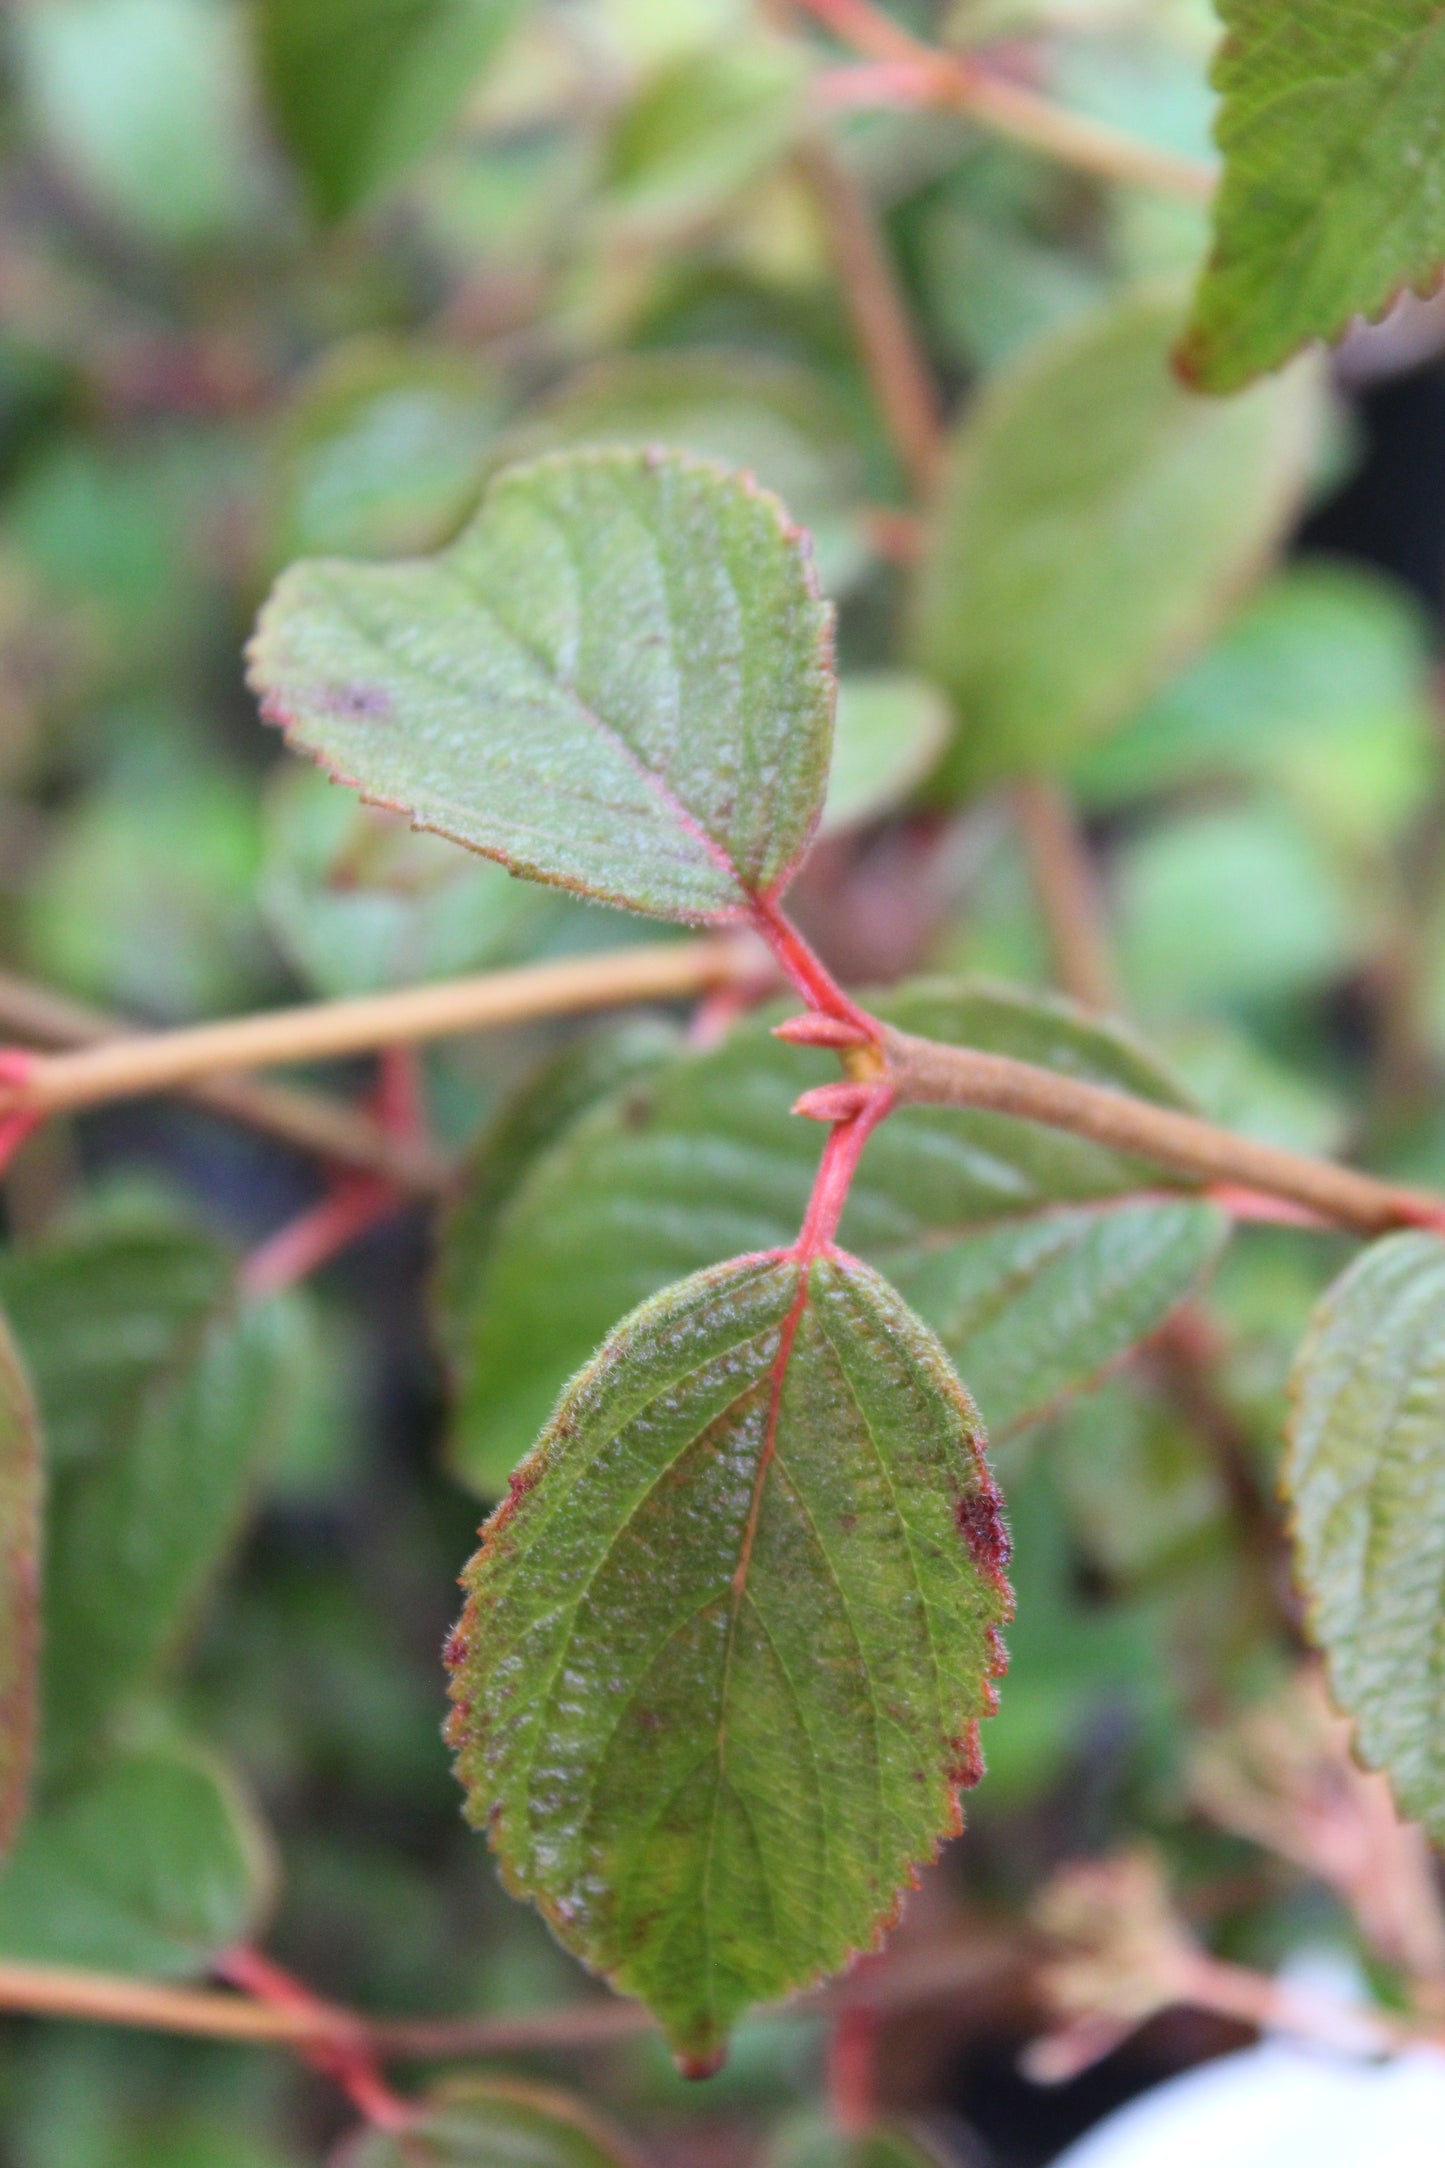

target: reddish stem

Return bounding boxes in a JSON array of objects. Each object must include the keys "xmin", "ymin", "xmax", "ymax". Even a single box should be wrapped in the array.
[
  {"xmin": 828, "ymin": 2002, "xmax": 880, "ymax": 2136},
  {"xmin": 215, "ymin": 1948, "xmax": 414, "ymax": 2131},
  {"xmin": 239, "ymin": 1176, "xmax": 402, "ymax": 1300},
  {"xmin": 792, "ymin": 1087, "xmax": 895, "ymax": 1260},
  {"xmin": 0, "ymin": 1052, "xmax": 45, "ymax": 1178},
  {"xmin": 749, "ymin": 895, "xmax": 879, "ymax": 1038}
]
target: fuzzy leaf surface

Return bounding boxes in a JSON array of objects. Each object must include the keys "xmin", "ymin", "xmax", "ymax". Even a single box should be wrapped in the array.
[
  {"xmin": 248, "ymin": 448, "xmax": 834, "ymax": 924},
  {"xmin": 1287, "ymin": 1231, "xmax": 1445, "ymax": 1837},
  {"xmin": 0, "ymin": 1317, "xmax": 39, "ymax": 1858},
  {"xmin": 913, "ymin": 288, "xmax": 1321, "ymax": 791},
  {"xmin": 254, "ymin": 0, "xmax": 531, "ymax": 222},
  {"xmin": 1179, "ymin": 2, "xmax": 1445, "ymax": 392},
  {"xmin": 339, "ymin": 2078, "xmax": 640, "ymax": 2168},
  {"xmin": 446, "ymin": 1252, "xmax": 1010, "ymax": 2068},
  {"xmin": 439, "ymin": 983, "xmax": 1226, "ymax": 1492},
  {"xmin": 0, "ymin": 1739, "xmax": 272, "ymax": 1977}
]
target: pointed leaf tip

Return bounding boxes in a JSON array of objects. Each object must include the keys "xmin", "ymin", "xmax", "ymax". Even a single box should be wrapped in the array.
[
  {"xmin": 446, "ymin": 1250, "xmax": 1010, "ymax": 2061},
  {"xmin": 248, "ymin": 446, "xmax": 836, "ymax": 927}
]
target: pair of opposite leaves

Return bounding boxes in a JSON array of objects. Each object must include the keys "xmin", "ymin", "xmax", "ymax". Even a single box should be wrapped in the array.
[{"xmin": 247, "ymin": 444, "xmax": 1016, "ymax": 2069}]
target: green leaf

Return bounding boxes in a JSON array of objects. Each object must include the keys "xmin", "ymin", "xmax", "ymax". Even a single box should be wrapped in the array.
[
  {"xmin": 1286, "ymin": 1231, "xmax": 1445, "ymax": 1838},
  {"xmin": 270, "ymin": 338, "xmax": 505, "ymax": 565},
  {"xmin": 486, "ymin": 350, "xmax": 870, "ymax": 593},
  {"xmin": 0, "ymin": 1318, "xmax": 40, "ymax": 1858},
  {"xmin": 261, "ymin": 764, "xmax": 566, "ymax": 1000},
  {"xmin": 4, "ymin": 1206, "xmax": 311, "ymax": 1768},
  {"xmin": 15, "ymin": 0, "xmax": 264, "ymax": 248},
  {"xmin": 0, "ymin": 1199, "xmax": 231, "ymax": 1474},
  {"xmin": 339, "ymin": 2077, "xmax": 641, "ymax": 2168},
  {"xmin": 822, "ymin": 675, "xmax": 952, "ymax": 835},
  {"xmin": 434, "ymin": 1021, "xmax": 681, "ymax": 1383},
  {"xmin": 601, "ymin": 37, "xmax": 805, "ymax": 236},
  {"xmin": 248, "ymin": 448, "xmax": 834, "ymax": 926},
  {"xmin": 768, "ymin": 2112, "xmax": 960, "ymax": 2168},
  {"xmin": 446, "ymin": 1252, "xmax": 1010, "ymax": 2069},
  {"xmin": 254, "ymin": 0, "xmax": 532, "ymax": 222},
  {"xmin": 1178, "ymin": 2, "xmax": 1445, "ymax": 392},
  {"xmin": 0, "ymin": 1738, "xmax": 273, "ymax": 1977},
  {"xmin": 912, "ymin": 287, "xmax": 1322, "ymax": 791},
  {"xmin": 439, "ymin": 982, "xmax": 1226, "ymax": 1492}
]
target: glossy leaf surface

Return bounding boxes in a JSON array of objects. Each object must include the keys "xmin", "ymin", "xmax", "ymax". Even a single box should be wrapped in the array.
[
  {"xmin": 340, "ymin": 2078, "xmax": 640, "ymax": 2168},
  {"xmin": 0, "ymin": 1739, "xmax": 272, "ymax": 1977},
  {"xmin": 913, "ymin": 288, "xmax": 1321, "ymax": 790},
  {"xmin": 439, "ymin": 983, "xmax": 1226, "ymax": 1492},
  {"xmin": 447, "ymin": 1252, "xmax": 1010, "ymax": 2068},
  {"xmin": 0, "ymin": 1318, "xmax": 39, "ymax": 1857},
  {"xmin": 1179, "ymin": 2, "xmax": 1445, "ymax": 391},
  {"xmin": 1287, "ymin": 1232, "xmax": 1445, "ymax": 1837},
  {"xmin": 255, "ymin": 0, "xmax": 531, "ymax": 222},
  {"xmin": 249, "ymin": 448, "xmax": 834, "ymax": 924}
]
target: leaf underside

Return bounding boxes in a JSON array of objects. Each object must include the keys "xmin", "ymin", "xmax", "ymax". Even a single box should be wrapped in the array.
[
  {"xmin": 439, "ymin": 981, "xmax": 1227, "ymax": 1495},
  {"xmin": 1180, "ymin": 1, "xmax": 1445, "ymax": 392},
  {"xmin": 1287, "ymin": 1231, "xmax": 1445, "ymax": 1838},
  {"xmin": 0, "ymin": 1318, "xmax": 40, "ymax": 1857},
  {"xmin": 446, "ymin": 1251, "xmax": 1010, "ymax": 2070},
  {"xmin": 247, "ymin": 446, "xmax": 835, "ymax": 926}
]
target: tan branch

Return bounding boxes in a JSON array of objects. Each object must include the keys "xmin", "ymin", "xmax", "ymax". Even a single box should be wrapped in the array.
[
  {"xmin": 794, "ymin": 0, "xmax": 1216, "ymax": 202},
  {"xmin": 796, "ymin": 138, "xmax": 945, "ymax": 498},
  {"xmin": 0, "ymin": 972, "xmax": 448, "ymax": 1196},
  {"xmin": 1011, "ymin": 780, "xmax": 1121, "ymax": 1014},
  {"xmin": 0, "ymin": 941, "xmax": 752, "ymax": 1125},
  {"xmin": 881, "ymin": 1025, "xmax": 1445, "ymax": 1239}
]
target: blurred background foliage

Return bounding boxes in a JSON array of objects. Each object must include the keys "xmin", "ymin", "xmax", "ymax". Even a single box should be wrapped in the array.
[{"xmin": 0, "ymin": 0, "xmax": 1443, "ymax": 2163}]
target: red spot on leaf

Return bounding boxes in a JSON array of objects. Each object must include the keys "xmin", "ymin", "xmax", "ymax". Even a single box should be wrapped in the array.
[{"xmin": 955, "ymin": 1483, "xmax": 1011, "ymax": 1578}]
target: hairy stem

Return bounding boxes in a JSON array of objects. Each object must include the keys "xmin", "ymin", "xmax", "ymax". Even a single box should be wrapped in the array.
[
  {"xmin": 881, "ymin": 1025, "xmax": 1445, "ymax": 1239},
  {"xmin": 793, "ymin": 0, "xmax": 1216, "ymax": 201}
]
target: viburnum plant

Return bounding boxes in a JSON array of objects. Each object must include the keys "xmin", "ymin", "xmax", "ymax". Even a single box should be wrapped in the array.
[{"xmin": 7, "ymin": 0, "xmax": 1445, "ymax": 2162}]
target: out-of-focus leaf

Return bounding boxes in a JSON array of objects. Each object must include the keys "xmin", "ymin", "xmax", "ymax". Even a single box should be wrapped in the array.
[
  {"xmin": 1287, "ymin": 1232, "xmax": 1445, "ymax": 1838},
  {"xmin": 24, "ymin": 721, "xmax": 268, "ymax": 1019},
  {"xmin": 822, "ymin": 674, "xmax": 951, "ymax": 834},
  {"xmin": 339, "ymin": 2077, "xmax": 641, "ymax": 2168},
  {"xmin": 912, "ymin": 287, "xmax": 1322, "ymax": 792},
  {"xmin": 1072, "ymin": 563, "xmax": 1436, "ymax": 850},
  {"xmin": 15, "ymin": 0, "xmax": 264, "ymax": 246},
  {"xmin": 0, "ymin": 1200, "xmax": 230, "ymax": 1474},
  {"xmin": 18, "ymin": 1209, "xmax": 311, "ymax": 1767},
  {"xmin": 1116, "ymin": 802, "xmax": 1367, "ymax": 1015},
  {"xmin": 434, "ymin": 1020, "xmax": 681, "ymax": 1381},
  {"xmin": 767, "ymin": 2113, "xmax": 963, "ymax": 2168},
  {"xmin": 447, "ymin": 1252, "xmax": 1010, "ymax": 2069},
  {"xmin": 1178, "ymin": 1, "xmax": 1445, "ymax": 391},
  {"xmin": 270, "ymin": 339, "xmax": 504, "ymax": 565},
  {"xmin": 488, "ymin": 351, "xmax": 869, "ymax": 592},
  {"xmin": 600, "ymin": 36, "xmax": 805, "ymax": 236},
  {"xmin": 0, "ymin": 1739, "xmax": 273, "ymax": 1977},
  {"xmin": 1053, "ymin": 1375, "xmax": 1228, "ymax": 1585},
  {"xmin": 439, "ymin": 982, "xmax": 1224, "ymax": 1492},
  {"xmin": 254, "ymin": 0, "xmax": 533, "ymax": 222},
  {"xmin": 249, "ymin": 448, "xmax": 834, "ymax": 926},
  {"xmin": 0, "ymin": 1319, "xmax": 40, "ymax": 1858},
  {"xmin": 260, "ymin": 766, "xmax": 564, "ymax": 1000}
]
